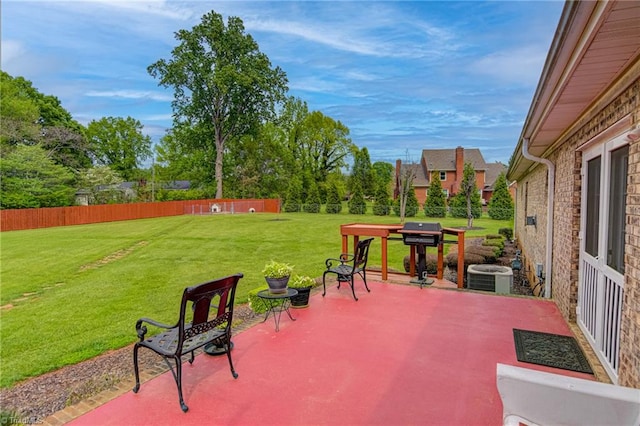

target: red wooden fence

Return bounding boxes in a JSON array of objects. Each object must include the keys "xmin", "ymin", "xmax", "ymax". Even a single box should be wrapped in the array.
[{"xmin": 0, "ymin": 199, "xmax": 281, "ymax": 231}]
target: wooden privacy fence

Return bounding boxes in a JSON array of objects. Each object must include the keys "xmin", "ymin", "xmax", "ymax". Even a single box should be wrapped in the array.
[{"xmin": 0, "ymin": 199, "xmax": 281, "ymax": 231}]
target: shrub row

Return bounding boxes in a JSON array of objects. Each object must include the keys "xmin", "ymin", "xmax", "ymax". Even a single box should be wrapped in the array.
[{"xmin": 403, "ymin": 253, "xmax": 439, "ymax": 275}]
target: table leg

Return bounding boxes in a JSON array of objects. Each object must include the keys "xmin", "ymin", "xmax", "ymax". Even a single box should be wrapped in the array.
[
  {"xmin": 381, "ymin": 236, "xmax": 388, "ymax": 280},
  {"xmin": 437, "ymin": 242, "xmax": 444, "ymax": 280},
  {"xmin": 409, "ymin": 246, "xmax": 416, "ymax": 277},
  {"xmin": 457, "ymin": 233, "xmax": 465, "ymax": 288},
  {"xmin": 261, "ymin": 298, "xmax": 296, "ymax": 332}
]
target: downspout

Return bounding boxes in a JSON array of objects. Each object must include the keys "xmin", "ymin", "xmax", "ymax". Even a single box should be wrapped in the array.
[{"xmin": 522, "ymin": 138, "xmax": 554, "ymax": 298}]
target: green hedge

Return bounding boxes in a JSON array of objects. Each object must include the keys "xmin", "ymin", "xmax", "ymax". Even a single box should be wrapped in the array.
[
  {"xmin": 403, "ymin": 253, "xmax": 439, "ymax": 275},
  {"xmin": 482, "ymin": 239, "xmax": 504, "ymax": 256},
  {"xmin": 498, "ymin": 228, "xmax": 513, "ymax": 240},
  {"xmin": 465, "ymin": 246, "xmax": 498, "ymax": 263},
  {"xmin": 444, "ymin": 252, "xmax": 485, "ymax": 268},
  {"xmin": 247, "ymin": 285, "xmax": 272, "ymax": 314}
]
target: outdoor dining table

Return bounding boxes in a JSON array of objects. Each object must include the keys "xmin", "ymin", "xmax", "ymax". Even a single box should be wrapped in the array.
[{"xmin": 339, "ymin": 223, "xmax": 465, "ymax": 287}]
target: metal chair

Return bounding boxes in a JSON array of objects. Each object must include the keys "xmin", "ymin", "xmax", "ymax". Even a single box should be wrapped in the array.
[
  {"xmin": 323, "ymin": 238, "xmax": 373, "ymax": 301},
  {"xmin": 132, "ymin": 273, "xmax": 243, "ymax": 412}
]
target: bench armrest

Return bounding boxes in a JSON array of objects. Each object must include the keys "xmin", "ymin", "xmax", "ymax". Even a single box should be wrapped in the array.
[
  {"xmin": 135, "ymin": 317, "xmax": 177, "ymax": 341},
  {"xmin": 325, "ymin": 254, "xmax": 354, "ymax": 268}
]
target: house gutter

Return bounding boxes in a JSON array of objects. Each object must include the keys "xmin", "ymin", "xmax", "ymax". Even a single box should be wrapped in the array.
[{"xmin": 522, "ymin": 138, "xmax": 554, "ymax": 298}]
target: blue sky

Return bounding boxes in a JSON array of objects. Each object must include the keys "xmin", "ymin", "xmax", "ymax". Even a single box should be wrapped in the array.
[{"xmin": 2, "ymin": 1, "xmax": 564, "ymax": 165}]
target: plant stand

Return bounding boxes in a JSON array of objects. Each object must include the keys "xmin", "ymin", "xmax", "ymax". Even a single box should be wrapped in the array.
[{"xmin": 257, "ymin": 288, "xmax": 297, "ymax": 331}]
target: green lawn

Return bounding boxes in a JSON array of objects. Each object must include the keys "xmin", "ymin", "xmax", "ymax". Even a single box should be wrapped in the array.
[{"xmin": 0, "ymin": 211, "xmax": 510, "ymax": 387}]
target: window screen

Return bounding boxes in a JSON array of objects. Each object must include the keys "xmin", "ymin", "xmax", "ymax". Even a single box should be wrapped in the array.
[
  {"xmin": 607, "ymin": 145, "xmax": 628, "ymax": 273},
  {"xmin": 585, "ymin": 157, "xmax": 601, "ymax": 257}
]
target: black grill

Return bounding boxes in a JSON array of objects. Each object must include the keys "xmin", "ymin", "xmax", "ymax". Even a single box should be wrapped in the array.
[
  {"xmin": 400, "ymin": 222, "xmax": 442, "ymax": 247},
  {"xmin": 399, "ymin": 222, "xmax": 443, "ymax": 286}
]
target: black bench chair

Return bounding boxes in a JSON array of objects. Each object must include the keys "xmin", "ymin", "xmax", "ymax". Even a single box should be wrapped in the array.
[
  {"xmin": 322, "ymin": 238, "xmax": 373, "ymax": 301},
  {"xmin": 132, "ymin": 273, "xmax": 243, "ymax": 412}
]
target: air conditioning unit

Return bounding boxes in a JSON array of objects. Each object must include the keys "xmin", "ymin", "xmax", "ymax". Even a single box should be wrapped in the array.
[{"xmin": 467, "ymin": 264, "xmax": 513, "ymax": 294}]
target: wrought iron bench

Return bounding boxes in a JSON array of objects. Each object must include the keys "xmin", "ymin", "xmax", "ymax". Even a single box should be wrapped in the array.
[
  {"xmin": 132, "ymin": 273, "xmax": 243, "ymax": 412},
  {"xmin": 322, "ymin": 237, "xmax": 373, "ymax": 301},
  {"xmin": 496, "ymin": 363, "xmax": 640, "ymax": 425}
]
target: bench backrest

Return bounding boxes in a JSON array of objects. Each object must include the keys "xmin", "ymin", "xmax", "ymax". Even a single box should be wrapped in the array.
[
  {"xmin": 178, "ymin": 273, "xmax": 243, "ymax": 346},
  {"xmin": 496, "ymin": 363, "xmax": 640, "ymax": 426},
  {"xmin": 354, "ymin": 238, "xmax": 373, "ymax": 270}
]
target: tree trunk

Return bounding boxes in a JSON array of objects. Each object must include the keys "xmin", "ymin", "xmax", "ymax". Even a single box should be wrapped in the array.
[
  {"xmin": 466, "ymin": 195, "xmax": 473, "ymax": 228},
  {"xmin": 215, "ymin": 136, "xmax": 224, "ymax": 199}
]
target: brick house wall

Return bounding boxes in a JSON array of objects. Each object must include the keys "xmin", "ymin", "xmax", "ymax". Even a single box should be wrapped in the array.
[
  {"xmin": 623, "ymin": 136, "xmax": 640, "ymax": 388},
  {"xmin": 515, "ymin": 78, "xmax": 640, "ymax": 387},
  {"xmin": 515, "ymin": 165, "xmax": 549, "ymax": 291},
  {"xmin": 550, "ymin": 145, "xmax": 582, "ymax": 322}
]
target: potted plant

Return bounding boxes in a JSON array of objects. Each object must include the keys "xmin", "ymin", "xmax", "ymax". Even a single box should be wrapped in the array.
[
  {"xmin": 288, "ymin": 275, "xmax": 316, "ymax": 308},
  {"xmin": 262, "ymin": 260, "xmax": 294, "ymax": 294}
]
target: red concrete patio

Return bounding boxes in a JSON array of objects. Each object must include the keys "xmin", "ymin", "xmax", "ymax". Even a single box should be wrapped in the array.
[{"xmin": 67, "ymin": 281, "xmax": 595, "ymax": 426}]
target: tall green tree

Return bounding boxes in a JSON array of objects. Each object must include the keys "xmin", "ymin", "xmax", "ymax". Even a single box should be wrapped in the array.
[
  {"xmin": 155, "ymin": 121, "xmax": 217, "ymax": 191},
  {"xmin": 449, "ymin": 162, "xmax": 482, "ymax": 226},
  {"xmin": 86, "ymin": 116, "xmax": 152, "ymax": 181},
  {"xmin": 225, "ymin": 122, "xmax": 290, "ymax": 198},
  {"xmin": 283, "ymin": 175, "xmax": 302, "ymax": 212},
  {"xmin": 298, "ymin": 111, "xmax": 354, "ymax": 185},
  {"xmin": 0, "ymin": 144, "xmax": 75, "ymax": 209},
  {"xmin": 41, "ymin": 127, "xmax": 92, "ymax": 172},
  {"xmin": 487, "ymin": 172, "xmax": 514, "ymax": 220},
  {"xmin": 0, "ymin": 71, "xmax": 90, "ymax": 170},
  {"xmin": 325, "ymin": 181, "xmax": 342, "ymax": 214},
  {"xmin": 303, "ymin": 181, "xmax": 321, "ymax": 213},
  {"xmin": 372, "ymin": 161, "xmax": 394, "ymax": 194},
  {"xmin": 148, "ymin": 11, "xmax": 288, "ymax": 198},
  {"xmin": 372, "ymin": 184, "xmax": 391, "ymax": 216},
  {"xmin": 424, "ymin": 171, "xmax": 447, "ymax": 217},
  {"xmin": 349, "ymin": 147, "xmax": 374, "ymax": 198},
  {"xmin": 348, "ymin": 183, "xmax": 367, "ymax": 214},
  {"xmin": 0, "ymin": 72, "xmax": 40, "ymax": 147}
]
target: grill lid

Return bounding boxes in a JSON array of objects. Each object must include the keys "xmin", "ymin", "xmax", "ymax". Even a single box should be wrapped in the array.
[
  {"xmin": 400, "ymin": 222, "xmax": 443, "ymax": 246},
  {"xmin": 401, "ymin": 222, "xmax": 442, "ymax": 232}
]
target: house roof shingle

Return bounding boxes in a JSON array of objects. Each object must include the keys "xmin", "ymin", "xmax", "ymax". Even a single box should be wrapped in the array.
[
  {"xmin": 484, "ymin": 162, "xmax": 507, "ymax": 189},
  {"xmin": 421, "ymin": 148, "xmax": 487, "ymax": 172},
  {"xmin": 400, "ymin": 163, "xmax": 429, "ymax": 187}
]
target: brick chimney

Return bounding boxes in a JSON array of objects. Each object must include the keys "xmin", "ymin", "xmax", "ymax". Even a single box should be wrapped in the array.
[{"xmin": 454, "ymin": 146, "xmax": 464, "ymax": 193}]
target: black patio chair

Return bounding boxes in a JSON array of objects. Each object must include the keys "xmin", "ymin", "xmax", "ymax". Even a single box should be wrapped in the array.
[
  {"xmin": 323, "ymin": 238, "xmax": 374, "ymax": 301},
  {"xmin": 132, "ymin": 273, "xmax": 243, "ymax": 412}
]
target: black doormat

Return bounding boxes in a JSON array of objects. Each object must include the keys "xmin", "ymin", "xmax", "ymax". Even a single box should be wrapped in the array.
[{"xmin": 513, "ymin": 329, "xmax": 593, "ymax": 374}]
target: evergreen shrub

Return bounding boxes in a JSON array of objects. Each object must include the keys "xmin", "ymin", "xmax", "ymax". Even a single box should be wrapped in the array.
[{"xmin": 498, "ymin": 228, "xmax": 513, "ymax": 240}]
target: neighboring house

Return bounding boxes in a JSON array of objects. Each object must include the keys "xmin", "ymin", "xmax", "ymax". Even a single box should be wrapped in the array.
[
  {"xmin": 506, "ymin": 0, "xmax": 639, "ymax": 388},
  {"xmin": 75, "ymin": 182, "xmax": 136, "ymax": 206},
  {"xmin": 482, "ymin": 161, "xmax": 508, "ymax": 203},
  {"xmin": 163, "ymin": 180, "xmax": 191, "ymax": 191},
  {"xmin": 395, "ymin": 146, "xmax": 506, "ymax": 205},
  {"xmin": 75, "ymin": 180, "xmax": 192, "ymax": 205}
]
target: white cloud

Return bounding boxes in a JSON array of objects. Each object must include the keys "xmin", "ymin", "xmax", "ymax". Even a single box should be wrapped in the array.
[
  {"xmin": 83, "ymin": 0, "xmax": 194, "ymax": 21},
  {"xmin": 246, "ymin": 18, "xmax": 392, "ymax": 57},
  {"xmin": 1, "ymin": 40, "xmax": 24, "ymax": 65},
  {"xmin": 289, "ymin": 77, "xmax": 344, "ymax": 94},
  {"xmin": 143, "ymin": 113, "xmax": 173, "ymax": 122},
  {"xmin": 471, "ymin": 45, "xmax": 548, "ymax": 83},
  {"xmin": 85, "ymin": 90, "xmax": 173, "ymax": 102}
]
